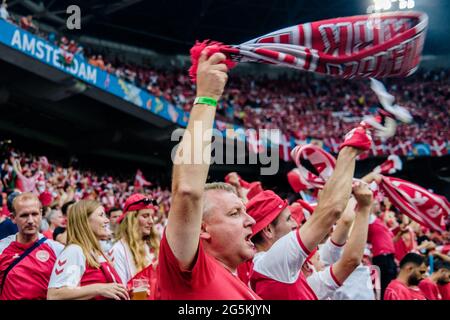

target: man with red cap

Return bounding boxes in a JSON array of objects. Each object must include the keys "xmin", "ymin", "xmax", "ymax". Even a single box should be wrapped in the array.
[
  {"xmin": 246, "ymin": 180, "xmax": 373, "ymax": 300},
  {"xmin": 157, "ymin": 49, "xmax": 259, "ymax": 299}
]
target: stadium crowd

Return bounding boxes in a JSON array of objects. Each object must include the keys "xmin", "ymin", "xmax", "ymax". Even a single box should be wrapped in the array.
[
  {"xmin": 0, "ymin": 49, "xmax": 449, "ymax": 301},
  {"xmin": 1, "ymin": 8, "xmax": 448, "ymax": 158}
]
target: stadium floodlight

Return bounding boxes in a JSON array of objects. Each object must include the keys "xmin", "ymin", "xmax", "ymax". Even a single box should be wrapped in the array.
[{"xmin": 370, "ymin": 0, "xmax": 415, "ymax": 13}]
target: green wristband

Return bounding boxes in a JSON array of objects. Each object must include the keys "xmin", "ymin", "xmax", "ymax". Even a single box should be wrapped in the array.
[{"xmin": 194, "ymin": 96, "xmax": 218, "ymax": 107}]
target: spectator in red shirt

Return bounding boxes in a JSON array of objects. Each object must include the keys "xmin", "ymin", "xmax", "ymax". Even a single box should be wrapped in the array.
[
  {"xmin": 384, "ymin": 253, "xmax": 427, "ymax": 300},
  {"xmin": 366, "ymin": 194, "xmax": 398, "ymax": 299},
  {"xmin": 0, "ymin": 193, "xmax": 63, "ymax": 299},
  {"xmin": 157, "ymin": 51, "xmax": 260, "ymax": 300},
  {"xmin": 419, "ymin": 259, "xmax": 450, "ymax": 300}
]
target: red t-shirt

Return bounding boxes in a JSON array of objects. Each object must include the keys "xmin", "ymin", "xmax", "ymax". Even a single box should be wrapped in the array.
[
  {"xmin": 249, "ymin": 231, "xmax": 318, "ymax": 300},
  {"xmin": 419, "ymin": 278, "xmax": 441, "ymax": 300},
  {"xmin": 0, "ymin": 234, "xmax": 63, "ymax": 300},
  {"xmin": 394, "ymin": 231, "xmax": 417, "ymax": 262},
  {"xmin": 438, "ymin": 282, "xmax": 450, "ymax": 300},
  {"xmin": 368, "ymin": 217, "xmax": 396, "ymax": 257},
  {"xmin": 157, "ymin": 232, "xmax": 260, "ymax": 300},
  {"xmin": 42, "ymin": 229, "xmax": 53, "ymax": 240},
  {"xmin": 384, "ymin": 279, "xmax": 427, "ymax": 300}
]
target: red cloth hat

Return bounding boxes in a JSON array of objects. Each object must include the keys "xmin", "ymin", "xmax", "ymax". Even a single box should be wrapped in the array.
[
  {"xmin": 246, "ymin": 190, "xmax": 288, "ymax": 236},
  {"xmin": 289, "ymin": 204, "xmax": 305, "ymax": 226},
  {"xmin": 117, "ymin": 193, "xmax": 157, "ymax": 224},
  {"xmin": 39, "ymin": 191, "xmax": 53, "ymax": 207},
  {"xmin": 246, "ymin": 182, "xmax": 264, "ymax": 200}
]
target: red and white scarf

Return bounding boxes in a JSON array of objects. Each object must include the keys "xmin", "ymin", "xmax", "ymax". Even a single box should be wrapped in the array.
[
  {"xmin": 379, "ymin": 177, "xmax": 449, "ymax": 232},
  {"xmin": 190, "ymin": 11, "xmax": 428, "ymax": 81},
  {"xmin": 291, "ymin": 144, "xmax": 449, "ymax": 232}
]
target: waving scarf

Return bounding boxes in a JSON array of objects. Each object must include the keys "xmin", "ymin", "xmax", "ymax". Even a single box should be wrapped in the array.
[
  {"xmin": 290, "ymin": 144, "xmax": 449, "ymax": 232},
  {"xmin": 190, "ymin": 11, "xmax": 428, "ymax": 81}
]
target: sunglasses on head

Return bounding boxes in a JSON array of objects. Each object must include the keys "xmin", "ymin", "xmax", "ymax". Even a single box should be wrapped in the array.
[{"xmin": 124, "ymin": 198, "xmax": 158, "ymax": 213}]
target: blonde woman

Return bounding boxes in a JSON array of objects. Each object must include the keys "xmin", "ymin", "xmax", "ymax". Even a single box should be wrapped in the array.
[
  {"xmin": 47, "ymin": 200, "xmax": 129, "ymax": 300},
  {"xmin": 109, "ymin": 194, "xmax": 159, "ymax": 293}
]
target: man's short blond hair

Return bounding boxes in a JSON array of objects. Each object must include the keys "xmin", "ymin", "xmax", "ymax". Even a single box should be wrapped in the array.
[
  {"xmin": 204, "ymin": 182, "xmax": 237, "ymax": 195},
  {"xmin": 203, "ymin": 182, "xmax": 238, "ymax": 218},
  {"xmin": 11, "ymin": 192, "xmax": 41, "ymax": 215}
]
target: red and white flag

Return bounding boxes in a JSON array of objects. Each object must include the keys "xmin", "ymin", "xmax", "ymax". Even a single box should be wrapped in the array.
[
  {"xmin": 247, "ymin": 129, "xmax": 265, "ymax": 154},
  {"xmin": 430, "ymin": 139, "xmax": 447, "ymax": 157},
  {"xmin": 371, "ymin": 139, "xmax": 387, "ymax": 157},
  {"xmin": 393, "ymin": 139, "xmax": 413, "ymax": 156},
  {"xmin": 278, "ymin": 133, "xmax": 292, "ymax": 162},
  {"xmin": 324, "ymin": 137, "xmax": 340, "ymax": 154},
  {"xmin": 134, "ymin": 169, "xmax": 152, "ymax": 188},
  {"xmin": 373, "ymin": 155, "xmax": 402, "ymax": 175}
]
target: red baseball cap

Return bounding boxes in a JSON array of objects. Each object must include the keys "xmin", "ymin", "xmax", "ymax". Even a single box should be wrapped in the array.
[
  {"xmin": 246, "ymin": 190, "xmax": 288, "ymax": 236},
  {"xmin": 116, "ymin": 193, "xmax": 157, "ymax": 224}
]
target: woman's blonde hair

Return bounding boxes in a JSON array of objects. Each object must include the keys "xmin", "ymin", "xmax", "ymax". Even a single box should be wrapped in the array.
[
  {"xmin": 67, "ymin": 200, "xmax": 105, "ymax": 268},
  {"xmin": 115, "ymin": 210, "xmax": 160, "ymax": 272}
]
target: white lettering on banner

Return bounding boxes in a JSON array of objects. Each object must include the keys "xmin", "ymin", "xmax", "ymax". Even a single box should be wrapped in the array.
[
  {"xmin": 412, "ymin": 191, "xmax": 428, "ymax": 206},
  {"xmin": 22, "ymin": 34, "xmax": 35, "ymax": 54},
  {"xmin": 52, "ymin": 48, "xmax": 61, "ymax": 67},
  {"xmin": 426, "ymin": 205, "xmax": 442, "ymax": 219},
  {"xmin": 35, "ymin": 41, "xmax": 45, "ymax": 59},
  {"xmin": 11, "ymin": 30, "xmax": 21, "ymax": 49},
  {"xmin": 322, "ymin": 31, "xmax": 424, "ymax": 79},
  {"xmin": 44, "ymin": 43, "xmax": 53, "ymax": 62},
  {"xmin": 9, "ymin": 28, "xmax": 97, "ymax": 84}
]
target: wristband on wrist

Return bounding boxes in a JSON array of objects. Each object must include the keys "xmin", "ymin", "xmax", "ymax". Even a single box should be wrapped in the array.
[{"xmin": 194, "ymin": 96, "xmax": 218, "ymax": 107}]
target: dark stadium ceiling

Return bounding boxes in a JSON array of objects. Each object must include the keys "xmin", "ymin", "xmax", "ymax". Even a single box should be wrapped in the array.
[{"xmin": 8, "ymin": 0, "xmax": 450, "ymax": 55}]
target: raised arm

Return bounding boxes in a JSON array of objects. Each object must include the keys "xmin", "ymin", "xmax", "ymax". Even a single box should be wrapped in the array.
[
  {"xmin": 331, "ymin": 181, "xmax": 373, "ymax": 284},
  {"xmin": 165, "ymin": 50, "xmax": 229, "ymax": 269},
  {"xmin": 330, "ymin": 197, "xmax": 357, "ymax": 246},
  {"xmin": 299, "ymin": 146, "xmax": 359, "ymax": 252}
]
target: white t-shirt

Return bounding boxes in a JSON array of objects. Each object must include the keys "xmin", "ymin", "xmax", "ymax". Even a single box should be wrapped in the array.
[
  {"xmin": 332, "ymin": 265, "xmax": 375, "ymax": 300},
  {"xmin": 109, "ymin": 239, "xmax": 153, "ymax": 285},
  {"xmin": 307, "ymin": 266, "xmax": 342, "ymax": 300},
  {"xmin": 48, "ymin": 244, "xmax": 112, "ymax": 288},
  {"xmin": 318, "ymin": 238, "xmax": 345, "ymax": 266},
  {"xmin": 253, "ymin": 231, "xmax": 308, "ymax": 283}
]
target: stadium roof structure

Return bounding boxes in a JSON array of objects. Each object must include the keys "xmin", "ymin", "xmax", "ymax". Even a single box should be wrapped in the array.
[{"xmin": 8, "ymin": 0, "xmax": 450, "ymax": 55}]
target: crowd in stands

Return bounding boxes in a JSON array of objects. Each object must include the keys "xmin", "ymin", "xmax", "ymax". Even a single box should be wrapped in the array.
[
  {"xmin": 0, "ymin": 145, "xmax": 171, "ymax": 239},
  {"xmin": 0, "ymin": 5, "xmax": 449, "ymax": 302},
  {"xmin": 1, "ymin": 7, "xmax": 448, "ymax": 157}
]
